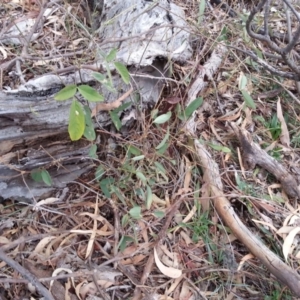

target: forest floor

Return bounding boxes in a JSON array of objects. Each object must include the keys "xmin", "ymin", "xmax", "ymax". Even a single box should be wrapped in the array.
[{"xmin": 1, "ymin": 0, "xmax": 300, "ymax": 299}]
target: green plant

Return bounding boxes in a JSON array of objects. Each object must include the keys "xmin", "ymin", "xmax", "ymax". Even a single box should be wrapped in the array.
[
  {"xmin": 31, "ymin": 169, "xmax": 52, "ymax": 186},
  {"xmin": 238, "ymin": 73, "xmax": 256, "ymax": 109},
  {"xmin": 54, "ymin": 48, "xmax": 130, "ymax": 141},
  {"xmin": 266, "ymin": 115, "xmax": 282, "ymax": 141},
  {"xmin": 180, "ymin": 207, "xmax": 212, "ymax": 243}
]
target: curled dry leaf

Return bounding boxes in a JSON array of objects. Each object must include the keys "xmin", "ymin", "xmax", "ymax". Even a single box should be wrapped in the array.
[
  {"xmin": 50, "ymin": 267, "xmax": 75, "ymax": 290},
  {"xmin": 180, "ymin": 280, "xmax": 194, "ymax": 300},
  {"xmin": 277, "ymin": 98, "xmax": 290, "ymax": 147},
  {"xmin": 75, "ymin": 281, "xmax": 87, "ymax": 300},
  {"xmin": 183, "ymin": 156, "xmax": 192, "ymax": 191},
  {"xmin": 154, "ymin": 247, "xmax": 182, "ymax": 279},
  {"xmin": 80, "ymin": 280, "xmax": 114, "ymax": 299},
  {"xmin": 277, "ymin": 226, "xmax": 295, "ymax": 235},
  {"xmin": 237, "ymin": 253, "xmax": 255, "ymax": 271},
  {"xmin": 85, "ymin": 196, "xmax": 98, "ymax": 259},
  {"xmin": 33, "ymin": 197, "xmax": 59, "ymax": 211},
  {"xmin": 282, "ymin": 227, "xmax": 300, "ymax": 261},
  {"xmin": 29, "ymin": 236, "xmax": 56, "ymax": 259}
]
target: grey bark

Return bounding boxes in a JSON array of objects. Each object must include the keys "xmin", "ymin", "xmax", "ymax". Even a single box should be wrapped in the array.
[{"xmin": 0, "ymin": 0, "xmax": 192, "ymax": 202}]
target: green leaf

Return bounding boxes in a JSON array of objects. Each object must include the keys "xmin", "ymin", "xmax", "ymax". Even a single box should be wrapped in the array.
[
  {"xmin": 99, "ymin": 177, "xmax": 114, "ymax": 198},
  {"xmin": 241, "ymin": 90, "xmax": 256, "ymax": 109},
  {"xmin": 132, "ymin": 155, "xmax": 145, "ymax": 161},
  {"xmin": 114, "ymin": 62, "xmax": 130, "ymax": 84},
  {"xmin": 156, "ymin": 142, "xmax": 169, "ymax": 155},
  {"xmin": 106, "ymin": 48, "xmax": 117, "ymax": 62},
  {"xmin": 151, "ymin": 108, "xmax": 158, "ymax": 120},
  {"xmin": 146, "ymin": 185, "xmax": 152, "ymax": 209},
  {"xmin": 183, "ymin": 97, "xmax": 203, "ymax": 119},
  {"xmin": 239, "ymin": 74, "xmax": 247, "ymax": 90},
  {"xmin": 31, "ymin": 169, "xmax": 43, "ymax": 182},
  {"xmin": 41, "ymin": 170, "xmax": 52, "ymax": 186},
  {"xmin": 121, "ymin": 214, "xmax": 129, "ymax": 227},
  {"xmin": 88, "ymin": 144, "xmax": 98, "ymax": 159},
  {"xmin": 95, "ymin": 166, "xmax": 105, "ymax": 181},
  {"xmin": 154, "ymin": 162, "xmax": 168, "ymax": 181},
  {"xmin": 154, "ymin": 162, "xmax": 166, "ymax": 174},
  {"xmin": 83, "ymin": 106, "xmax": 96, "ymax": 141},
  {"xmin": 110, "ymin": 185, "xmax": 127, "ymax": 205},
  {"xmin": 129, "ymin": 206, "xmax": 142, "ymax": 220},
  {"xmin": 68, "ymin": 100, "xmax": 85, "ymax": 141},
  {"xmin": 84, "ymin": 125, "xmax": 96, "ymax": 141},
  {"xmin": 109, "ymin": 111, "xmax": 122, "ymax": 131},
  {"xmin": 113, "ymin": 102, "xmax": 131, "ymax": 114},
  {"xmin": 207, "ymin": 143, "xmax": 231, "ymax": 153},
  {"xmin": 153, "ymin": 210, "xmax": 165, "ymax": 218},
  {"xmin": 136, "ymin": 171, "xmax": 147, "ymax": 185},
  {"xmin": 83, "ymin": 105, "xmax": 93, "ymax": 127},
  {"xmin": 118, "ymin": 235, "xmax": 134, "ymax": 252},
  {"xmin": 153, "ymin": 112, "xmax": 172, "ymax": 124},
  {"xmin": 92, "ymin": 72, "xmax": 116, "ymax": 92},
  {"xmin": 54, "ymin": 84, "xmax": 77, "ymax": 101},
  {"xmin": 78, "ymin": 85, "xmax": 104, "ymax": 102},
  {"xmin": 92, "ymin": 72, "xmax": 107, "ymax": 83},
  {"xmin": 217, "ymin": 26, "xmax": 229, "ymax": 42},
  {"xmin": 156, "ymin": 127, "xmax": 170, "ymax": 150},
  {"xmin": 198, "ymin": 0, "xmax": 206, "ymax": 24},
  {"xmin": 127, "ymin": 145, "xmax": 142, "ymax": 156}
]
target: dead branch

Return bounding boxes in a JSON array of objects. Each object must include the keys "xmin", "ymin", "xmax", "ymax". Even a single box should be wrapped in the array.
[
  {"xmin": 231, "ymin": 123, "xmax": 300, "ymax": 199},
  {"xmin": 244, "ymin": 0, "xmax": 300, "ymax": 81},
  {"xmin": 181, "ymin": 38, "xmax": 300, "ymax": 295},
  {"xmin": 194, "ymin": 139, "xmax": 300, "ymax": 296},
  {"xmin": 0, "ymin": 248, "xmax": 54, "ymax": 300}
]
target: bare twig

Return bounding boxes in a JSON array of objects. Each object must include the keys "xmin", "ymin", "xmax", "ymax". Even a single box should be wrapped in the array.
[
  {"xmin": 0, "ymin": 248, "xmax": 54, "ymax": 300},
  {"xmin": 244, "ymin": 0, "xmax": 300, "ymax": 82}
]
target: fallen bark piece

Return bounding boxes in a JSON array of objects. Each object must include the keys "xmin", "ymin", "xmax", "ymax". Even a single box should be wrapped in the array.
[
  {"xmin": 0, "ymin": 0, "xmax": 192, "ymax": 202},
  {"xmin": 231, "ymin": 123, "xmax": 300, "ymax": 199},
  {"xmin": 194, "ymin": 139, "xmax": 300, "ymax": 296}
]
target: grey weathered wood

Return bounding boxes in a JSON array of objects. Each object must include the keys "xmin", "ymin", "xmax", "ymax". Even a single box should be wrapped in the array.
[{"xmin": 0, "ymin": 0, "xmax": 192, "ymax": 202}]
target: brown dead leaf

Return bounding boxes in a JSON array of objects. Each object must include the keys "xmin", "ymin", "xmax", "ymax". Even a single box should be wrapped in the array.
[
  {"xmin": 217, "ymin": 107, "xmax": 242, "ymax": 122},
  {"xmin": 252, "ymin": 219, "xmax": 277, "ymax": 232},
  {"xmin": 237, "ymin": 253, "xmax": 254, "ymax": 271},
  {"xmin": 91, "ymin": 88, "xmax": 133, "ymax": 117},
  {"xmin": 33, "ymin": 197, "xmax": 60, "ymax": 211},
  {"xmin": 29, "ymin": 236, "xmax": 56, "ymax": 259},
  {"xmin": 121, "ymin": 254, "xmax": 146, "ymax": 265},
  {"xmin": 79, "ymin": 280, "xmax": 113, "ymax": 299},
  {"xmin": 138, "ymin": 220, "xmax": 148, "ymax": 243},
  {"xmin": 154, "ymin": 247, "xmax": 182, "ymax": 279},
  {"xmin": 283, "ymin": 227, "xmax": 300, "ymax": 261},
  {"xmin": 277, "ymin": 98, "xmax": 290, "ymax": 147},
  {"xmin": 179, "ymin": 281, "xmax": 193, "ymax": 300},
  {"xmin": 180, "ymin": 231, "xmax": 193, "ymax": 245},
  {"xmin": 86, "ymin": 197, "xmax": 99, "ymax": 259},
  {"xmin": 183, "ymin": 156, "xmax": 192, "ymax": 191}
]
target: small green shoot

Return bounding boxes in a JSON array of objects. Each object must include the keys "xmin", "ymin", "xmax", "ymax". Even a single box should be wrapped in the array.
[
  {"xmin": 129, "ymin": 206, "xmax": 142, "ymax": 220},
  {"xmin": 238, "ymin": 74, "xmax": 256, "ymax": 109},
  {"xmin": 54, "ymin": 49, "xmax": 130, "ymax": 141},
  {"xmin": 31, "ymin": 169, "xmax": 52, "ymax": 186}
]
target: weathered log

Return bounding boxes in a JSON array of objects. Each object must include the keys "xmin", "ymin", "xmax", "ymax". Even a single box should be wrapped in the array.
[{"xmin": 0, "ymin": 0, "xmax": 192, "ymax": 202}]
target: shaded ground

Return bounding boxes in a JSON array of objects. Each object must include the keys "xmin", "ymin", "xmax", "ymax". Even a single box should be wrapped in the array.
[{"xmin": 1, "ymin": 0, "xmax": 300, "ymax": 299}]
